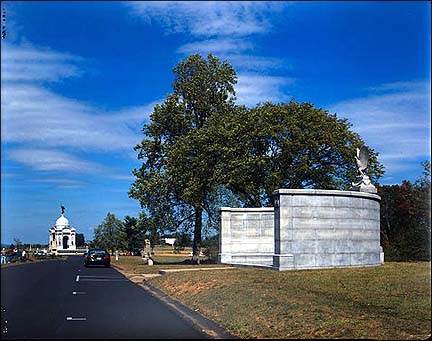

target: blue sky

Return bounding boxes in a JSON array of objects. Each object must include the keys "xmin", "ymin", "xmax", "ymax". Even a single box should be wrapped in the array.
[{"xmin": 1, "ymin": 1, "xmax": 430, "ymax": 244}]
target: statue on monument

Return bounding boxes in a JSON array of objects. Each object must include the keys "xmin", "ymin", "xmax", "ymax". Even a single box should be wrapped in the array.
[
  {"xmin": 351, "ymin": 146, "xmax": 377, "ymax": 193},
  {"xmin": 61, "ymin": 205, "xmax": 65, "ymax": 215}
]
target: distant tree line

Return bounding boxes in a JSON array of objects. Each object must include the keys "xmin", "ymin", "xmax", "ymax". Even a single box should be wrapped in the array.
[
  {"xmin": 92, "ymin": 213, "xmax": 135, "ymax": 254},
  {"xmin": 378, "ymin": 161, "xmax": 431, "ymax": 261},
  {"xmin": 90, "ymin": 162, "xmax": 430, "ymax": 262},
  {"xmin": 90, "ymin": 213, "xmax": 193, "ymax": 254}
]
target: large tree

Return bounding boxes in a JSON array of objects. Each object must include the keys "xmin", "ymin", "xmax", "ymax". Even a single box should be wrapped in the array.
[
  {"xmin": 379, "ymin": 161, "xmax": 431, "ymax": 261},
  {"xmin": 93, "ymin": 213, "xmax": 126, "ymax": 254},
  {"xmin": 130, "ymin": 54, "xmax": 237, "ymax": 263},
  {"xmin": 130, "ymin": 54, "xmax": 386, "ymax": 264},
  {"xmin": 207, "ymin": 101, "xmax": 384, "ymax": 207},
  {"xmin": 123, "ymin": 215, "xmax": 147, "ymax": 252}
]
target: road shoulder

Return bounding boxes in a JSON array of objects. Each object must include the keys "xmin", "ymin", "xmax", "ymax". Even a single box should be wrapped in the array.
[{"xmin": 139, "ymin": 281, "xmax": 236, "ymax": 339}]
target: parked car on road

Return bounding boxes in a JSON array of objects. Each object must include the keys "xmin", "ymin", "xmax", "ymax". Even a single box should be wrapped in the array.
[{"xmin": 84, "ymin": 248, "xmax": 110, "ymax": 267}]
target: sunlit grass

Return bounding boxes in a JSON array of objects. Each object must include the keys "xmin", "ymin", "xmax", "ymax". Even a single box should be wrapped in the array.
[
  {"xmin": 111, "ymin": 253, "xmax": 224, "ymax": 274},
  {"xmin": 149, "ymin": 262, "xmax": 431, "ymax": 339}
]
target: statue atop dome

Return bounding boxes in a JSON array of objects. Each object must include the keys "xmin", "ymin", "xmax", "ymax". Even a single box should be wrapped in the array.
[{"xmin": 61, "ymin": 205, "xmax": 65, "ymax": 215}]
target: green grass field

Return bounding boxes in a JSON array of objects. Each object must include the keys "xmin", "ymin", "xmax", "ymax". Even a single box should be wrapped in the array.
[
  {"xmin": 112, "ymin": 252, "xmax": 222, "ymax": 274},
  {"xmin": 146, "ymin": 261, "xmax": 430, "ymax": 339}
]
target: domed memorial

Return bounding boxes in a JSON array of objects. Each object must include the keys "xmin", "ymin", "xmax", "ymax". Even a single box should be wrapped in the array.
[{"xmin": 49, "ymin": 205, "xmax": 79, "ymax": 255}]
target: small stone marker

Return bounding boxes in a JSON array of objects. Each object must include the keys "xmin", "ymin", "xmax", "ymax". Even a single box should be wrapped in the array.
[{"xmin": 142, "ymin": 239, "xmax": 153, "ymax": 265}]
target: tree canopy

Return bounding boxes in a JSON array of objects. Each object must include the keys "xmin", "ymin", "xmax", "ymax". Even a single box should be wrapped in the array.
[
  {"xmin": 93, "ymin": 213, "xmax": 126, "ymax": 254},
  {"xmin": 379, "ymin": 161, "xmax": 431, "ymax": 261},
  {"xmin": 207, "ymin": 101, "xmax": 383, "ymax": 207},
  {"xmin": 130, "ymin": 54, "xmax": 237, "ymax": 263}
]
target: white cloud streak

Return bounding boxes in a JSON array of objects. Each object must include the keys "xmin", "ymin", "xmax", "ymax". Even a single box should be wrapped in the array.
[
  {"xmin": 29, "ymin": 178, "xmax": 83, "ymax": 184},
  {"xmin": 1, "ymin": 83, "xmax": 148, "ymax": 151},
  {"xmin": 236, "ymin": 73, "xmax": 295, "ymax": 107},
  {"xmin": 330, "ymin": 81, "xmax": 431, "ymax": 178},
  {"xmin": 8, "ymin": 149, "xmax": 103, "ymax": 173},
  {"xmin": 127, "ymin": 1, "xmax": 287, "ymax": 38},
  {"xmin": 225, "ymin": 55, "xmax": 292, "ymax": 72},
  {"xmin": 128, "ymin": 1, "xmax": 295, "ymax": 108},
  {"xmin": 1, "ymin": 42, "xmax": 154, "ymax": 175},
  {"xmin": 1, "ymin": 42, "xmax": 84, "ymax": 83},
  {"xmin": 1, "ymin": 42, "xmax": 154, "ymax": 151},
  {"xmin": 177, "ymin": 38, "xmax": 253, "ymax": 55}
]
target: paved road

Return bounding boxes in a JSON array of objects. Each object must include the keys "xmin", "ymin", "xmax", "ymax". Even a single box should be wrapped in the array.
[{"xmin": 1, "ymin": 256, "xmax": 207, "ymax": 339}]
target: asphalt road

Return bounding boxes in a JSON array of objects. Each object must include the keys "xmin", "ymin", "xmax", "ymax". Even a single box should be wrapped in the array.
[{"xmin": 1, "ymin": 256, "xmax": 207, "ymax": 339}]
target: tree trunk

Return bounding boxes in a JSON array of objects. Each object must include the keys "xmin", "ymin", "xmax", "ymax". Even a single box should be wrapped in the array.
[{"xmin": 192, "ymin": 205, "xmax": 203, "ymax": 265}]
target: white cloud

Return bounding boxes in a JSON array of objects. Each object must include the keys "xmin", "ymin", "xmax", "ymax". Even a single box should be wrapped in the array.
[
  {"xmin": 236, "ymin": 73, "xmax": 295, "ymax": 107},
  {"xmin": 0, "ymin": 173, "xmax": 17, "ymax": 179},
  {"xmin": 177, "ymin": 38, "xmax": 253, "ymax": 55},
  {"xmin": 128, "ymin": 1, "xmax": 296, "ymax": 108},
  {"xmin": 29, "ymin": 178, "xmax": 86, "ymax": 190},
  {"xmin": 127, "ymin": 1, "xmax": 287, "ymax": 38},
  {"xmin": 8, "ymin": 149, "xmax": 103, "ymax": 173},
  {"xmin": 368, "ymin": 81, "xmax": 427, "ymax": 93},
  {"xmin": 29, "ymin": 178, "xmax": 84, "ymax": 185},
  {"xmin": 116, "ymin": 101, "xmax": 161, "ymax": 122},
  {"xmin": 1, "ymin": 83, "xmax": 148, "ymax": 152},
  {"xmin": 330, "ymin": 81, "xmax": 431, "ymax": 178},
  {"xmin": 225, "ymin": 55, "xmax": 292, "ymax": 72},
  {"xmin": 56, "ymin": 185, "xmax": 83, "ymax": 190},
  {"xmin": 1, "ymin": 42, "xmax": 155, "ymax": 154},
  {"xmin": 1, "ymin": 42, "xmax": 155, "ymax": 178},
  {"xmin": 108, "ymin": 174, "xmax": 135, "ymax": 181},
  {"xmin": 1, "ymin": 42, "xmax": 84, "ymax": 83}
]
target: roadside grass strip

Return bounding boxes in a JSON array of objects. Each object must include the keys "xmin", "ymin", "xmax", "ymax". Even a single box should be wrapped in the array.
[
  {"xmin": 148, "ymin": 262, "xmax": 431, "ymax": 340},
  {"xmin": 159, "ymin": 267, "xmax": 235, "ymax": 274}
]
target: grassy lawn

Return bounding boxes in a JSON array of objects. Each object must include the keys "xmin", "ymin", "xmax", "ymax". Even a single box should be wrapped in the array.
[
  {"xmin": 112, "ymin": 253, "xmax": 225, "ymax": 275},
  {"xmin": 144, "ymin": 262, "xmax": 431, "ymax": 339}
]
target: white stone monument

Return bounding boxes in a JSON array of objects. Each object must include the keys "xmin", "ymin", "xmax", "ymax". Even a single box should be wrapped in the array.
[
  {"xmin": 219, "ymin": 146, "xmax": 383, "ymax": 270},
  {"xmin": 48, "ymin": 205, "xmax": 77, "ymax": 255}
]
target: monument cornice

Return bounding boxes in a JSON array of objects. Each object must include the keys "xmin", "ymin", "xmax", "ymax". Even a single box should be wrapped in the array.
[{"xmin": 272, "ymin": 189, "xmax": 381, "ymax": 201}]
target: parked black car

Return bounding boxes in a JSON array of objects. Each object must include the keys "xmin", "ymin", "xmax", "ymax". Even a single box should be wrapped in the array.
[{"xmin": 84, "ymin": 248, "xmax": 110, "ymax": 267}]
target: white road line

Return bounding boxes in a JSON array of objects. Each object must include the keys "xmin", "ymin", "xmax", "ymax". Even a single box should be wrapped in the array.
[
  {"xmin": 72, "ymin": 291, "xmax": 87, "ymax": 295},
  {"xmin": 75, "ymin": 275, "xmax": 80, "ymax": 282},
  {"xmin": 66, "ymin": 317, "xmax": 87, "ymax": 321},
  {"xmin": 79, "ymin": 278, "xmax": 128, "ymax": 282},
  {"xmin": 78, "ymin": 275, "xmax": 124, "ymax": 279}
]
